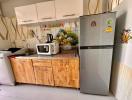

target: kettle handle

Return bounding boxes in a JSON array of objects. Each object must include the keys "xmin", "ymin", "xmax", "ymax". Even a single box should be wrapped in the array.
[{"xmin": 51, "ymin": 34, "xmax": 53, "ymax": 41}]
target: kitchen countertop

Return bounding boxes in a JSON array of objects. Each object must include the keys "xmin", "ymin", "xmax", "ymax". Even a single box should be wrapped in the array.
[{"xmin": 14, "ymin": 53, "xmax": 79, "ymax": 59}]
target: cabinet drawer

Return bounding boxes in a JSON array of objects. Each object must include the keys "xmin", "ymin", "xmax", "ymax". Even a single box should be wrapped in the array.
[
  {"xmin": 32, "ymin": 59, "xmax": 51, "ymax": 67},
  {"xmin": 34, "ymin": 66, "xmax": 54, "ymax": 86},
  {"xmin": 52, "ymin": 59, "xmax": 69, "ymax": 66}
]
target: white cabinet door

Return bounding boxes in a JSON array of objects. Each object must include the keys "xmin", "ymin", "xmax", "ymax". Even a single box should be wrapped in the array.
[
  {"xmin": 36, "ymin": 1, "xmax": 56, "ymax": 22},
  {"xmin": 55, "ymin": 0, "xmax": 83, "ymax": 20},
  {"xmin": 15, "ymin": 4, "xmax": 38, "ymax": 25}
]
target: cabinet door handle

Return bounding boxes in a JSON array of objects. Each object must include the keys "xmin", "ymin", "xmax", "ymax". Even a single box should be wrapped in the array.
[
  {"xmin": 22, "ymin": 20, "xmax": 34, "ymax": 22},
  {"xmin": 41, "ymin": 17, "xmax": 53, "ymax": 20},
  {"xmin": 63, "ymin": 14, "xmax": 76, "ymax": 17}
]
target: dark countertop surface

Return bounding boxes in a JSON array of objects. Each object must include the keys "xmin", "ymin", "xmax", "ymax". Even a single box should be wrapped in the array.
[{"xmin": 14, "ymin": 53, "xmax": 79, "ymax": 59}]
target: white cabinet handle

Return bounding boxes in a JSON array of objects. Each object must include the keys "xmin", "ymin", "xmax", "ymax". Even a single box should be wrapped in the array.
[
  {"xmin": 41, "ymin": 17, "xmax": 53, "ymax": 20},
  {"xmin": 22, "ymin": 20, "xmax": 34, "ymax": 22},
  {"xmin": 63, "ymin": 14, "xmax": 76, "ymax": 17}
]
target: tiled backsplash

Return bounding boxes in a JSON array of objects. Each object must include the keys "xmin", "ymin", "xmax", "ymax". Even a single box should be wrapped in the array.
[{"xmin": 0, "ymin": 16, "xmax": 80, "ymax": 49}]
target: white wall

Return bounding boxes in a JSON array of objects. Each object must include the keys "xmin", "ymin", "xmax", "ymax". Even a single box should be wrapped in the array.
[
  {"xmin": 0, "ymin": 0, "xmax": 49, "ymax": 17},
  {"xmin": 111, "ymin": 0, "xmax": 132, "ymax": 100},
  {"xmin": 124, "ymin": 43, "xmax": 132, "ymax": 69}
]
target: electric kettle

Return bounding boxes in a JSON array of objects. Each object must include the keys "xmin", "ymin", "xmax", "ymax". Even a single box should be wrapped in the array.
[{"xmin": 46, "ymin": 34, "xmax": 53, "ymax": 43}]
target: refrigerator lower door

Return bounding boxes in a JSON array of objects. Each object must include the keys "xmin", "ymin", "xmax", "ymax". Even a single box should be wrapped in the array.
[{"xmin": 80, "ymin": 48, "xmax": 113, "ymax": 95}]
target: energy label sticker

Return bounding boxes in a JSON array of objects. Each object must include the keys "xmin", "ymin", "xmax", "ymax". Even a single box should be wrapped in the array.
[{"xmin": 105, "ymin": 26, "xmax": 113, "ymax": 32}]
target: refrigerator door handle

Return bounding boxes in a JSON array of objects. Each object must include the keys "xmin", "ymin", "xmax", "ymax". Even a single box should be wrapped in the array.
[{"xmin": 80, "ymin": 45, "xmax": 114, "ymax": 49}]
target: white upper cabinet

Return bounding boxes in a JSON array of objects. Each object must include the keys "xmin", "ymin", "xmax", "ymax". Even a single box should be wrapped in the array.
[
  {"xmin": 36, "ymin": 1, "xmax": 56, "ymax": 22},
  {"xmin": 55, "ymin": 0, "xmax": 83, "ymax": 20},
  {"xmin": 15, "ymin": 0, "xmax": 106, "ymax": 24},
  {"xmin": 15, "ymin": 4, "xmax": 38, "ymax": 25}
]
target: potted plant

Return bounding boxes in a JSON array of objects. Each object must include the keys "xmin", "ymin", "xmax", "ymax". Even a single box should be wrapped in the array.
[{"xmin": 55, "ymin": 29, "xmax": 78, "ymax": 50}]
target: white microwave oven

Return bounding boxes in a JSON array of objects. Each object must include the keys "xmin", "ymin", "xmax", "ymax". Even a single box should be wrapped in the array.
[{"xmin": 36, "ymin": 42, "xmax": 59, "ymax": 55}]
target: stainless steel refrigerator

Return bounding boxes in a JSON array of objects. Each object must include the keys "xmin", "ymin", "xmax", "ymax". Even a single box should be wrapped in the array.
[{"xmin": 80, "ymin": 12, "xmax": 116, "ymax": 95}]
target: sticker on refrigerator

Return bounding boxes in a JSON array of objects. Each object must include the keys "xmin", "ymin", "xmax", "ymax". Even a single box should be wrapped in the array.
[
  {"xmin": 107, "ymin": 19, "xmax": 113, "ymax": 25},
  {"xmin": 105, "ymin": 26, "xmax": 113, "ymax": 32},
  {"xmin": 91, "ymin": 21, "xmax": 96, "ymax": 27}
]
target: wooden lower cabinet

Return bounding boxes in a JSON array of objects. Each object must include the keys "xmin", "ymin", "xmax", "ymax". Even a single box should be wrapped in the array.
[
  {"xmin": 10, "ymin": 57, "xmax": 79, "ymax": 88},
  {"xmin": 32, "ymin": 59, "xmax": 54, "ymax": 86},
  {"xmin": 34, "ymin": 66, "xmax": 54, "ymax": 86},
  {"xmin": 52, "ymin": 59, "xmax": 79, "ymax": 88},
  {"xmin": 10, "ymin": 58, "xmax": 35, "ymax": 84}
]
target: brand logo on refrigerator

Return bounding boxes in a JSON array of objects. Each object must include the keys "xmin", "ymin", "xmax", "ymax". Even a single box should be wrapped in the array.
[{"xmin": 91, "ymin": 21, "xmax": 96, "ymax": 27}]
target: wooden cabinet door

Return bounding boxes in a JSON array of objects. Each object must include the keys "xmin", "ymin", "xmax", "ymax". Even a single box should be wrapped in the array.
[
  {"xmin": 34, "ymin": 66, "xmax": 54, "ymax": 86},
  {"xmin": 52, "ymin": 58, "xmax": 79, "ymax": 88},
  {"xmin": 15, "ymin": 4, "xmax": 38, "ymax": 25},
  {"xmin": 69, "ymin": 58, "xmax": 80, "ymax": 88},
  {"xmin": 33, "ymin": 59, "xmax": 54, "ymax": 86},
  {"xmin": 36, "ymin": 1, "xmax": 56, "ymax": 22},
  {"xmin": 52, "ymin": 59, "xmax": 69, "ymax": 87},
  {"xmin": 10, "ymin": 58, "xmax": 35, "ymax": 84},
  {"xmin": 55, "ymin": 0, "xmax": 83, "ymax": 20}
]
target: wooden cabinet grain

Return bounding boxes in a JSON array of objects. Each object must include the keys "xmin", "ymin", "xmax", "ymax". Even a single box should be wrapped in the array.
[
  {"xmin": 10, "ymin": 58, "xmax": 35, "ymax": 84},
  {"xmin": 32, "ymin": 59, "xmax": 51, "ymax": 67},
  {"xmin": 10, "ymin": 56, "xmax": 79, "ymax": 88},
  {"xmin": 52, "ymin": 58, "xmax": 79, "ymax": 88},
  {"xmin": 33, "ymin": 59, "xmax": 54, "ymax": 86},
  {"xmin": 34, "ymin": 66, "xmax": 54, "ymax": 86}
]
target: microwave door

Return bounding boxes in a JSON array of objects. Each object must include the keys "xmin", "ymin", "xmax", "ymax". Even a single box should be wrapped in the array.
[{"xmin": 38, "ymin": 45, "xmax": 49, "ymax": 53}]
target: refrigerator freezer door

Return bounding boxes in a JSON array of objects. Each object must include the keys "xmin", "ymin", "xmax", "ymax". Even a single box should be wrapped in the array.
[
  {"xmin": 80, "ymin": 48, "xmax": 113, "ymax": 95},
  {"xmin": 80, "ymin": 13, "xmax": 116, "ymax": 46}
]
